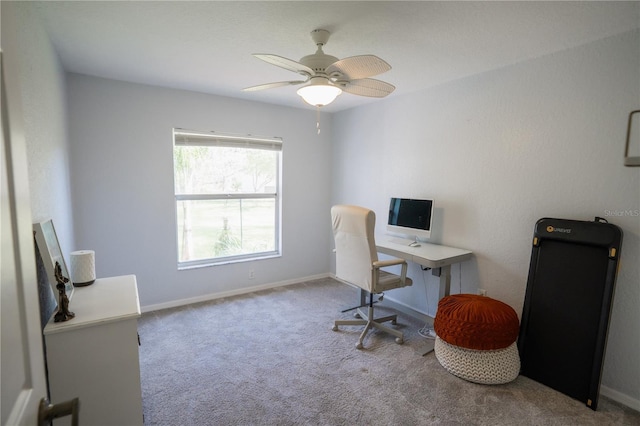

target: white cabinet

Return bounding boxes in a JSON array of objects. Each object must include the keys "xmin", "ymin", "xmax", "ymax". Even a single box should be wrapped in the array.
[{"xmin": 44, "ymin": 275, "xmax": 143, "ymax": 426}]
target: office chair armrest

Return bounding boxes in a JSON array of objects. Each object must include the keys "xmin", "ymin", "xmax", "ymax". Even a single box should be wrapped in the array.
[
  {"xmin": 373, "ymin": 259, "xmax": 411, "ymax": 288},
  {"xmin": 373, "ymin": 259, "xmax": 409, "ymax": 284},
  {"xmin": 373, "ymin": 258, "xmax": 407, "ymax": 269}
]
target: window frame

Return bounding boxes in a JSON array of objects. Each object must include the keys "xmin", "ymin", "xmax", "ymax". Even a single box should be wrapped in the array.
[{"xmin": 173, "ymin": 129, "xmax": 283, "ymax": 269}]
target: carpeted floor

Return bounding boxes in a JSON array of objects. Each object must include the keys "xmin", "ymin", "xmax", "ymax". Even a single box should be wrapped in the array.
[{"xmin": 138, "ymin": 277, "xmax": 639, "ymax": 425}]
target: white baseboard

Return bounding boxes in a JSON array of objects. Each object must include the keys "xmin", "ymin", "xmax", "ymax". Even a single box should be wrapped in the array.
[
  {"xmin": 141, "ymin": 273, "xmax": 330, "ymax": 313},
  {"xmin": 600, "ymin": 385, "xmax": 640, "ymax": 412}
]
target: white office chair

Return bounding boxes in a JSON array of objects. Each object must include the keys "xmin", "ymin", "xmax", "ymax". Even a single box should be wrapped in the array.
[{"xmin": 331, "ymin": 205, "xmax": 413, "ymax": 349}]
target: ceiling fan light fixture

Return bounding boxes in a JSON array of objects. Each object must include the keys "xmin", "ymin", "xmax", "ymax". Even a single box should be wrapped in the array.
[{"xmin": 297, "ymin": 77, "xmax": 342, "ymax": 107}]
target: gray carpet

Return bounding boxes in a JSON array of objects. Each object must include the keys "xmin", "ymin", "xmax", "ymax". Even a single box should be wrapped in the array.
[{"xmin": 138, "ymin": 278, "xmax": 639, "ymax": 425}]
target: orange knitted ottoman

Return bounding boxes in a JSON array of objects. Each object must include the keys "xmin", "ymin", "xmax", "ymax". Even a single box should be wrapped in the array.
[{"xmin": 433, "ymin": 294, "xmax": 520, "ymax": 384}]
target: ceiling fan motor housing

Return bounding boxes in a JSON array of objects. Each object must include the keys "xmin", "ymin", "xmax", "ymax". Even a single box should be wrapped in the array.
[
  {"xmin": 300, "ymin": 52, "xmax": 339, "ymax": 76},
  {"xmin": 299, "ymin": 29, "xmax": 338, "ymax": 76}
]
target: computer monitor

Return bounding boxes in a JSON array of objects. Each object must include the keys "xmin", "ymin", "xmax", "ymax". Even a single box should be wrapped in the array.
[{"xmin": 387, "ymin": 197, "xmax": 434, "ymax": 240}]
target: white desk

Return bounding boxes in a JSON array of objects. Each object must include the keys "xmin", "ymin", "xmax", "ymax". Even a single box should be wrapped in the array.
[
  {"xmin": 375, "ymin": 236, "xmax": 473, "ymax": 300},
  {"xmin": 375, "ymin": 237, "xmax": 472, "ymax": 356}
]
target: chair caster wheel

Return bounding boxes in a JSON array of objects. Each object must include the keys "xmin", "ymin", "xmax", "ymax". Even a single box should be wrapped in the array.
[
  {"xmin": 354, "ymin": 312, "xmax": 361, "ymax": 319},
  {"xmin": 391, "ymin": 319, "xmax": 397, "ymax": 325},
  {"xmin": 332, "ymin": 325, "xmax": 338, "ymax": 331},
  {"xmin": 356, "ymin": 342, "xmax": 363, "ymax": 350},
  {"xmin": 395, "ymin": 338, "xmax": 404, "ymax": 345}
]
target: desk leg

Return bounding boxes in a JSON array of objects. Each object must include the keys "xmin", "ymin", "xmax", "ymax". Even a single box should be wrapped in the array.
[
  {"xmin": 416, "ymin": 265, "xmax": 452, "ymax": 356},
  {"xmin": 432, "ymin": 265, "xmax": 452, "ymax": 300}
]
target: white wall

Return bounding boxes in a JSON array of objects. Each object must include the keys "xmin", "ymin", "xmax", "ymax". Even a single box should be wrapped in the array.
[
  {"xmin": 332, "ymin": 30, "xmax": 640, "ymax": 407},
  {"xmin": 1, "ymin": 1, "xmax": 75, "ymax": 253},
  {"xmin": 66, "ymin": 74, "xmax": 333, "ymax": 308}
]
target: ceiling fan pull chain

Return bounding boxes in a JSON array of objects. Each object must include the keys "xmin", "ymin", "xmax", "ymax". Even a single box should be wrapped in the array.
[{"xmin": 317, "ymin": 106, "xmax": 321, "ymax": 135}]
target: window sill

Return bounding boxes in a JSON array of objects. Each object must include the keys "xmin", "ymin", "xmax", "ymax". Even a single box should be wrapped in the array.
[{"xmin": 177, "ymin": 253, "xmax": 281, "ymax": 271}]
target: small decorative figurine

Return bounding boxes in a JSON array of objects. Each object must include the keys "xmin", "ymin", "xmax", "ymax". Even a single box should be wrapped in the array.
[{"xmin": 54, "ymin": 261, "xmax": 75, "ymax": 322}]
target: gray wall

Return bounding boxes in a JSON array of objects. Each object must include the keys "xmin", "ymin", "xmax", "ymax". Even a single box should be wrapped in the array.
[
  {"xmin": 66, "ymin": 74, "xmax": 333, "ymax": 308},
  {"xmin": 2, "ymin": 2, "xmax": 75, "ymax": 253},
  {"xmin": 331, "ymin": 29, "xmax": 640, "ymax": 408}
]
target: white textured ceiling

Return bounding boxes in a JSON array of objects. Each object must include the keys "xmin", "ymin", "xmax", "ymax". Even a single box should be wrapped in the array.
[{"xmin": 33, "ymin": 1, "xmax": 639, "ymax": 112}]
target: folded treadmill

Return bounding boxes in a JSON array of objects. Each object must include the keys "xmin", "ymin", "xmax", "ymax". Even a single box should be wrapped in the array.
[{"xmin": 518, "ymin": 217, "xmax": 623, "ymax": 410}]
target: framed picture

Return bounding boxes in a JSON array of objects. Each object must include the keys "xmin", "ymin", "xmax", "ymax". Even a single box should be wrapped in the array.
[
  {"xmin": 33, "ymin": 219, "xmax": 74, "ymax": 301},
  {"xmin": 624, "ymin": 109, "xmax": 640, "ymax": 167}
]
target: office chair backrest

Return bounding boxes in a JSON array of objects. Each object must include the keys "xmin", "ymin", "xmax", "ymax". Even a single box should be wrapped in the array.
[{"xmin": 331, "ymin": 205, "xmax": 379, "ymax": 292}]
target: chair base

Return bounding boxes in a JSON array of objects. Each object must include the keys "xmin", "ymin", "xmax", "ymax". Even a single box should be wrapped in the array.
[{"xmin": 333, "ymin": 306, "xmax": 404, "ymax": 349}]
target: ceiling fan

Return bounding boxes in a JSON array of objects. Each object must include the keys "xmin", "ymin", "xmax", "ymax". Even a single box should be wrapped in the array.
[{"xmin": 243, "ymin": 29, "xmax": 395, "ymax": 107}]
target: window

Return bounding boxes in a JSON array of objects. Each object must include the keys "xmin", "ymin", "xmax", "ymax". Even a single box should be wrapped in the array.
[{"xmin": 173, "ymin": 129, "xmax": 282, "ymax": 269}]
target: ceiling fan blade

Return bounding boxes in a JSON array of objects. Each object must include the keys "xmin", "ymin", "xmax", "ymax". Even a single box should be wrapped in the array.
[
  {"xmin": 243, "ymin": 80, "xmax": 307, "ymax": 92},
  {"xmin": 340, "ymin": 78, "xmax": 395, "ymax": 98},
  {"xmin": 253, "ymin": 54, "xmax": 314, "ymax": 76},
  {"xmin": 326, "ymin": 55, "xmax": 391, "ymax": 80}
]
